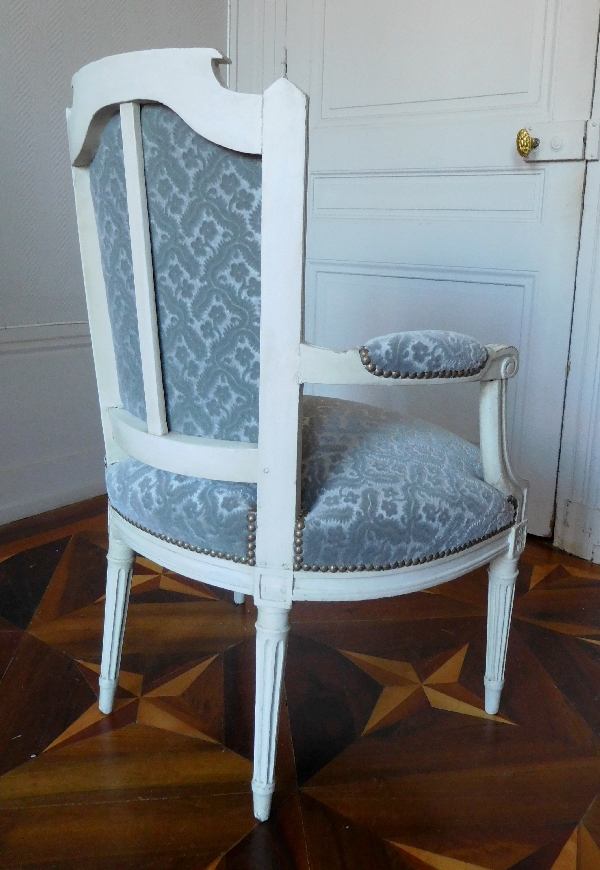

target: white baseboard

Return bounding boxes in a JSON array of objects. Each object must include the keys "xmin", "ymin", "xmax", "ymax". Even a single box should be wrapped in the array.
[
  {"xmin": 0, "ymin": 327, "xmax": 106, "ymax": 528},
  {"xmin": 0, "ymin": 448, "xmax": 106, "ymax": 527},
  {"xmin": 554, "ymin": 499, "xmax": 600, "ymax": 563}
]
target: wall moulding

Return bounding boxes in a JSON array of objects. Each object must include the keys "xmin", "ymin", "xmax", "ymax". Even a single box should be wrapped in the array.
[{"xmin": 0, "ymin": 322, "xmax": 91, "ymax": 355}]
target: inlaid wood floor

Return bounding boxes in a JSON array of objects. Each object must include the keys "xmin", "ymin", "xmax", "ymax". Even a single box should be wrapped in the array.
[{"xmin": 0, "ymin": 498, "xmax": 600, "ymax": 868}]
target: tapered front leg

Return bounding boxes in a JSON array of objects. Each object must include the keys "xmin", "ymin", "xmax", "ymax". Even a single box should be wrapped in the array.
[
  {"xmin": 484, "ymin": 552, "xmax": 518, "ymax": 714},
  {"xmin": 252, "ymin": 605, "xmax": 290, "ymax": 821},
  {"xmin": 99, "ymin": 530, "xmax": 134, "ymax": 714}
]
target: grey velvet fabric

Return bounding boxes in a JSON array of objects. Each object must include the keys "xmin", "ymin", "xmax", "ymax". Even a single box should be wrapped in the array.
[
  {"xmin": 88, "ymin": 106, "xmax": 262, "ymax": 441},
  {"xmin": 89, "ymin": 114, "xmax": 146, "ymax": 421},
  {"xmin": 106, "ymin": 459, "xmax": 256, "ymax": 559},
  {"xmin": 106, "ymin": 396, "xmax": 515, "ymax": 568},
  {"xmin": 299, "ymin": 396, "xmax": 514, "ymax": 569},
  {"xmin": 142, "ymin": 105, "xmax": 262, "ymax": 442},
  {"xmin": 364, "ymin": 331, "xmax": 488, "ymax": 375}
]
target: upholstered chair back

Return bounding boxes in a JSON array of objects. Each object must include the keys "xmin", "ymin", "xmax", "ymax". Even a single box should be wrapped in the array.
[{"xmin": 89, "ymin": 107, "xmax": 262, "ymax": 443}]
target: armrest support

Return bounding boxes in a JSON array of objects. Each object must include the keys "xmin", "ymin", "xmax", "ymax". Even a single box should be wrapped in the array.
[{"xmin": 479, "ymin": 379, "xmax": 528, "ymax": 521}]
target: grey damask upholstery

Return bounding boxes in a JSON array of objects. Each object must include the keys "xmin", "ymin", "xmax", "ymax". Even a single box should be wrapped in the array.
[
  {"xmin": 362, "ymin": 331, "xmax": 488, "ymax": 378},
  {"xmin": 106, "ymin": 396, "xmax": 515, "ymax": 571},
  {"xmin": 142, "ymin": 106, "xmax": 262, "ymax": 442},
  {"xmin": 89, "ymin": 107, "xmax": 262, "ymax": 442},
  {"xmin": 298, "ymin": 396, "xmax": 514, "ymax": 570},
  {"xmin": 106, "ymin": 459, "xmax": 256, "ymax": 561},
  {"xmin": 89, "ymin": 114, "xmax": 146, "ymax": 421}
]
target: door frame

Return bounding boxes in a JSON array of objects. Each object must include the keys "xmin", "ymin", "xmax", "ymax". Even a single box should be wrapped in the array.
[
  {"xmin": 554, "ymin": 33, "xmax": 600, "ymax": 562},
  {"xmin": 228, "ymin": 0, "xmax": 287, "ymax": 95}
]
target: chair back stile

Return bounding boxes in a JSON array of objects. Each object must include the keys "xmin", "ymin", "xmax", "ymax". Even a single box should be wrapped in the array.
[{"xmin": 255, "ymin": 80, "xmax": 308, "ymax": 597}]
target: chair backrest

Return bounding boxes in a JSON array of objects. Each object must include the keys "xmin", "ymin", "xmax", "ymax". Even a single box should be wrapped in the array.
[
  {"xmin": 88, "ymin": 105, "xmax": 263, "ymax": 442},
  {"xmin": 68, "ymin": 49, "xmax": 308, "ymax": 587}
]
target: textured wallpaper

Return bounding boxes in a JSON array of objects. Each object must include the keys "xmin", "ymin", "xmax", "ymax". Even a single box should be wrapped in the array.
[{"xmin": 0, "ymin": 0, "xmax": 226, "ymax": 328}]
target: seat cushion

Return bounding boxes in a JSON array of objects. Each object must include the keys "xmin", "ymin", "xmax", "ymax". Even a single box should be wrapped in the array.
[
  {"xmin": 106, "ymin": 396, "xmax": 515, "ymax": 571},
  {"xmin": 298, "ymin": 396, "xmax": 515, "ymax": 571}
]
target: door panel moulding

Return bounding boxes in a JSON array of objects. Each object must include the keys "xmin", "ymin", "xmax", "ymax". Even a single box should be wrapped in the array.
[
  {"xmin": 311, "ymin": 169, "xmax": 545, "ymax": 222},
  {"xmin": 313, "ymin": 0, "xmax": 561, "ymax": 121}
]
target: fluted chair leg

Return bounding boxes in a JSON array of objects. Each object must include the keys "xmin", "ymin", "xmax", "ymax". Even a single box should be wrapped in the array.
[
  {"xmin": 252, "ymin": 605, "xmax": 290, "ymax": 821},
  {"xmin": 484, "ymin": 552, "xmax": 518, "ymax": 714},
  {"xmin": 99, "ymin": 530, "xmax": 134, "ymax": 714}
]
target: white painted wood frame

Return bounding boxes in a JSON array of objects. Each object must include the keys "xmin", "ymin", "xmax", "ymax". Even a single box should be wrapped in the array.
[{"xmin": 68, "ymin": 47, "xmax": 527, "ymax": 823}]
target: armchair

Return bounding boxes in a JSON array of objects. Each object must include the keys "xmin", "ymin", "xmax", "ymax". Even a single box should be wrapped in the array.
[{"xmin": 67, "ymin": 48, "xmax": 527, "ymax": 823}]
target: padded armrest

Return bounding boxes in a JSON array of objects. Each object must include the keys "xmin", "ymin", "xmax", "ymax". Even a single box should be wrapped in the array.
[{"xmin": 359, "ymin": 330, "xmax": 489, "ymax": 379}]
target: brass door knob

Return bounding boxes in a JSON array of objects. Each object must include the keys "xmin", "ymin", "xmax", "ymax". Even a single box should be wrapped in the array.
[{"xmin": 516, "ymin": 129, "xmax": 540, "ymax": 158}]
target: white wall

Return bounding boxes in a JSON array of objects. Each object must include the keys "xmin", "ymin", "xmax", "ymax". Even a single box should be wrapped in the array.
[{"xmin": 0, "ymin": 0, "xmax": 226, "ymax": 525}]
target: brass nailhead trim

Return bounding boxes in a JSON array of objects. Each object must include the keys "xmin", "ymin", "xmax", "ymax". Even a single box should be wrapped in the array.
[
  {"xmin": 110, "ymin": 502, "xmax": 257, "ymax": 566},
  {"xmin": 293, "ymin": 496, "xmax": 518, "ymax": 574},
  {"xmin": 111, "ymin": 487, "xmax": 519, "ymax": 576},
  {"xmin": 358, "ymin": 347, "xmax": 488, "ymax": 380}
]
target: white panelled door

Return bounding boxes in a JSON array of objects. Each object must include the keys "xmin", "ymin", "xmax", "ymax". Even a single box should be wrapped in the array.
[{"xmin": 234, "ymin": 0, "xmax": 600, "ymax": 535}]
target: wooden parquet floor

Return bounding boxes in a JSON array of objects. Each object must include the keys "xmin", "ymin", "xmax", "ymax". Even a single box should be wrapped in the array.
[{"xmin": 0, "ymin": 499, "xmax": 600, "ymax": 868}]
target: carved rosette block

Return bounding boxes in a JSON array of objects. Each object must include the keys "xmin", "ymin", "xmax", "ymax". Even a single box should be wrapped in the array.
[
  {"xmin": 508, "ymin": 520, "xmax": 528, "ymax": 558},
  {"xmin": 484, "ymin": 553, "xmax": 518, "ymax": 715},
  {"xmin": 252, "ymin": 606, "xmax": 290, "ymax": 821},
  {"xmin": 99, "ymin": 534, "xmax": 134, "ymax": 714}
]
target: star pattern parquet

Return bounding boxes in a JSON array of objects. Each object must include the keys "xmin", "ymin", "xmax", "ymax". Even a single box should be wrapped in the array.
[{"xmin": 0, "ymin": 503, "xmax": 600, "ymax": 867}]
